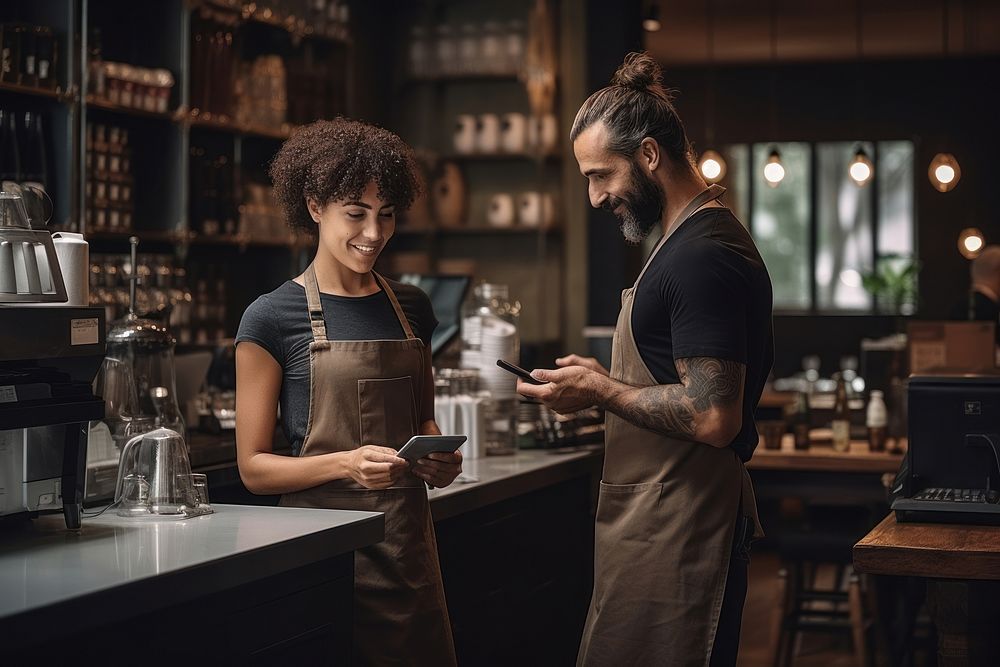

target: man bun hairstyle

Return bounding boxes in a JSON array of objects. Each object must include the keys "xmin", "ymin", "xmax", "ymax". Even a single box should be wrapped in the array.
[
  {"xmin": 269, "ymin": 117, "xmax": 421, "ymax": 233},
  {"xmin": 571, "ymin": 51, "xmax": 693, "ymax": 167}
]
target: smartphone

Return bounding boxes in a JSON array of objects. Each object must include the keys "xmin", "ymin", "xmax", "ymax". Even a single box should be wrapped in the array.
[
  {"xmin": 496, "ymin": 359, "xmax": 546, "ymax": 385},
  {"xmin": 396, "ymin": 435, "xmax": 467, "ymax": 461}
]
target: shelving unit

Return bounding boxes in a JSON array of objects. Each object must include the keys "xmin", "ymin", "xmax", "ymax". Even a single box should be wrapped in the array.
[
  {"xmin": 0, "ymin": 0, "xmax": 353, "ymax": 339},
  {"xmin": 383, "ymin": 0, "xmax": 566, "ymax": 354}
]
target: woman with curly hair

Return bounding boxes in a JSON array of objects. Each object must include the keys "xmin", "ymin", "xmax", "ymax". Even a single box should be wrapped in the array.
[{"xmin": 234, "ymin": 118, "xmax": 459, "ymax": 665}]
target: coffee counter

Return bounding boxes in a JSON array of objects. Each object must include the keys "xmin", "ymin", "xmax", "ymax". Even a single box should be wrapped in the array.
[{"xmin": 0, "ymin": 504, "xmax": 383, "ymax": 661}]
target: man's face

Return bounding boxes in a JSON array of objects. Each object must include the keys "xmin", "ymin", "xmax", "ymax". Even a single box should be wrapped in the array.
[{"xmin": 573, "ymin": 123, "xmax": 665, "ymax": 244}]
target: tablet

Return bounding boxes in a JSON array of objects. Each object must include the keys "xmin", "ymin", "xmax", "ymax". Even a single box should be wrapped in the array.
[{"xmin": 396, "ymin": 435, "xmax": 467, "ymax": 461}]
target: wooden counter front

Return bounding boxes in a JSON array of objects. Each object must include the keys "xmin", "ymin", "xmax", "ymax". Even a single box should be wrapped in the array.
[{"xmin": 854, "ymin": 513, "xmax": 1000, "ymax": 580}]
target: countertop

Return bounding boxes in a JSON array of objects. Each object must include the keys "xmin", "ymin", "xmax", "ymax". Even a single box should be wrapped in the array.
[
  {"xmin": 428, "ymin": 446, "xmax": 605, "ymax": 521},
  {"xmin": 0, "ymin": 504, "xmax": 383, "ymax": 637},
  {"xmin": 854, "ymin": 513, "xmax": 1000, "ymax": 580}
]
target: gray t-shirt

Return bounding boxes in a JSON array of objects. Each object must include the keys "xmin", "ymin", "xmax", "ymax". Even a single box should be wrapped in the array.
[{"xmin": 235, "ymin": 279, "xmax": 438, "ymax": 455}]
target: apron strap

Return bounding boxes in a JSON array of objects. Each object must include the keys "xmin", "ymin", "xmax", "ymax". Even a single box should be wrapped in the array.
[
  {"xmin": 633, "ymin": 183, "xmax": 727, "ymax": 289},
  {"xmin": 303, "ymin": 264, "xmax": 329, "ymax": 343},
  {"xmin": 373, "ymin": 272, "xmax": 417, "ymax": 340}
]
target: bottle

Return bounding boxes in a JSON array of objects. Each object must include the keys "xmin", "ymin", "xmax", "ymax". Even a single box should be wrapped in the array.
[
  {"xmin": 866, "ymin": 390, "xmax": 888, "ymax": 452},
  {"xmin": 0, "ymin": 109, "xmax": 22, "ymax": 182},
  {"xmin": 20, "ymin": 111, "xmax": 48, "ymax": 190},
  {"xmin": 791, "ymin": 389, "xmax": 811, "ymax": 450},
  {"xmin": 831, "ymin": 372, "xmax": 851, "ymax": 453}
]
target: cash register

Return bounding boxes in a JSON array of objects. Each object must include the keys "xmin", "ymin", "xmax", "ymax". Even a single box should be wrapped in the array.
[{"xmin": 892, "ymin": 370, "xmax": 1000, "ymax": 525}]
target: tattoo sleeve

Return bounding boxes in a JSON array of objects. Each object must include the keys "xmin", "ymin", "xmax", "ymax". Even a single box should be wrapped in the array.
[{"xmin": 602, "ymin": 357, "xmax": 745, "ymax": 443}]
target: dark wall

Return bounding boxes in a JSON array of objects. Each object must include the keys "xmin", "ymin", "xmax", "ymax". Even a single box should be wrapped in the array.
[
  {"xmin": 585, "ymin": 0, "xmax": 645, "ymax": 326},
  {"xmin": 664, "ymin": 56, "xmax": 1000, "ymax": 320},
  {"xmin": 662, "ymin": 56, "xmax": 1000, "ymax": 378}
]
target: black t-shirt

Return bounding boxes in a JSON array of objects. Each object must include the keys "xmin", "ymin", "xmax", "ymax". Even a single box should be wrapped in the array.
[
  {"xmin": 235, "ymin": 278, "xmax": 438, "ymax": 455},
  {"xmin": 632, "ymin": 207, "xmax": 774, "ymax": 461}
]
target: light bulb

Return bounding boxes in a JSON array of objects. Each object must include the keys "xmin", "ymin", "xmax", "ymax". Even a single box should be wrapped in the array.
[
  {"xmin": 763, "ymin": 149, "xmax": 784, "ymax": 187},
  {"xmin": 935, "ymin": 165, "xmax": 955, "ymax": 184},
  {"xmin": 698, "ymin": 149, "xmax": 726, "ymax": 183},
  {"xmin": 929, "ymin": 153, "xmax": 961, "ymax": 192},
  {"xmin": 642, "ymin": 4, "xmax": 661, "ymax": 32},
  {"xmin": 958, "ymin": 227, "xmax": 984, "ymax": 259},
  {"xmin": 849, "ymin": 147, "xmax": 873, "ymax": 186}
]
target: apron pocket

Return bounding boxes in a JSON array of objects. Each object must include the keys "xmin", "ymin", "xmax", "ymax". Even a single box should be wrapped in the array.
[
  {"xmin": 596, "ymin": 481, "xmax": 665, "ymax": 543},
  {"xmin": 358, "ymin": 376, "xmax": 418, "ymax": 450}
]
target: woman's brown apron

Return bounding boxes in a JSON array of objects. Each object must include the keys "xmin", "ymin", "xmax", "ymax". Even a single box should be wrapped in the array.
[
  {"xmin": 279, "ymin": 265, "xmax": 457, "ymax": 666},
  {"xmin": 577, "ymin": 185, "xmax": 763, "ymax": 666}
]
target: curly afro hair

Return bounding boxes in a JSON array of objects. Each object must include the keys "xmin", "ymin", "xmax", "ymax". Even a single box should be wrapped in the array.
[{"xmin": 269, "ymin": 117, "xmax": 421, "ymax": 233}]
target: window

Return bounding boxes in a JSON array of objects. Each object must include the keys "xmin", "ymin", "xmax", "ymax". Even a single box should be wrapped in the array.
[{"xmin": 721, "ymin": 140, "xmax": 916, "ymax": 313}]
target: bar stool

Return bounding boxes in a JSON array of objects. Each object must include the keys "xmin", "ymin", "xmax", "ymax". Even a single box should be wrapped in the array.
[{"xmin": 771, "ymin": 506, "xmax": 874, "ymax": 667}]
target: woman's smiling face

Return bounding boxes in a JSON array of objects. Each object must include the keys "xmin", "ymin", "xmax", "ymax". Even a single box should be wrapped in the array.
[{"xmin": 310, "ymin": 181, "xmax": 396, "ymax": 274}]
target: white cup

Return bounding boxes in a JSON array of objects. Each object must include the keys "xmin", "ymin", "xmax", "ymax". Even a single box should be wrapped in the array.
[
  {"xmin": 454, "ymin": 114, "xmax": 477, "ymax": 154},
  {"xmin": 527, "ymin": 113, "xmax": 559, "ymax": 154},
  {"xmin": 500, "ymin": 112, "xmax": 527, "ymax": 153},
  {"xmin": 487, "ymin": 193, "xmax": 515, "ymax": 227},
  {"xmin": 518, "ymin": 191, "xmax": 557, "ymax": 228},
  {"xmin": 476, "ymin": 113, "xmax": 500, "ymax": 154}
]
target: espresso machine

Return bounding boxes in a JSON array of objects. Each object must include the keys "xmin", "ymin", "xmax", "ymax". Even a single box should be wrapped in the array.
[{"xmin": 0, "ymin": 306, "xmax": 106, "ymax": 529}]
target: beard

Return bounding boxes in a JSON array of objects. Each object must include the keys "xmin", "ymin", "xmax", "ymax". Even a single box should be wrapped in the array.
[{"xmin": 602, "ymin": 160, "xmax": 666, "ymax": 244}]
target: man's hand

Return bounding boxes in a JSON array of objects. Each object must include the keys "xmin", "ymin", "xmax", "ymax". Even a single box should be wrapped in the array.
[
  {"xmin": 555, "ymin": 354, "xmax": 610, "ymax": 377},
  {"xmin": 516, "ymin": 365, "xmax": 606, "ymax": 414},
  {"xmin": 412, "ymin": 451, "xmax": 463, "ymax": 488}
]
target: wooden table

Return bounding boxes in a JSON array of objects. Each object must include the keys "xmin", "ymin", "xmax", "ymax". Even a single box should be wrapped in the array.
[
  {"xmin": 854, "ymin": 514, "xmax": 1000, "ymax": 666},
  {"xmin": 749, "ymin": 434, "xmax": 906, "ymax": 475},
  {"xmin": 747, "ymin": 434, "xmax": 905, "ymax": 505}
]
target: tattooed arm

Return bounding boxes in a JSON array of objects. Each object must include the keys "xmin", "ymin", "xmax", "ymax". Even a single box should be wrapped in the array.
[
  {"xmin": 602, "ymin": 357, "xmax": 745, "ymax": 447},
  {"xmin": 518, "ymin": 356, "xmax": 745, "ymax": 448}
]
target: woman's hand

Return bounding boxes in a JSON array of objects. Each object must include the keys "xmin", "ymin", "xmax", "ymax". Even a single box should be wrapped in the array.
[
  {"xmin": 412, "ymin": 451, "xmax": 463, "ymax": 488},
  {"xmin": 347, "ymin": 446, "xmax": 409, "ymax": 489}
]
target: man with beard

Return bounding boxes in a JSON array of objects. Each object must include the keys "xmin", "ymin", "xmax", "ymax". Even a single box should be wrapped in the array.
[{"xmin": 516, "ymin": 52, "xmax": 773, "ymax": 666}]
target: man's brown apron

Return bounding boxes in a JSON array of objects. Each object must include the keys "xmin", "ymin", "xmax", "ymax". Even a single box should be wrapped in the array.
[
  {"xmin": 279, "ymin": 265, "xmax": 457, "ymax": 666},
  {"xmin": 577, "ymin": 185, "xmax": 763, "ymax": 666}
]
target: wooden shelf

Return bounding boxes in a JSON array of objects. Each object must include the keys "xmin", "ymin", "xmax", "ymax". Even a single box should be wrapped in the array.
[
  {"xmin": 87, "ymin": 229, "xmax": 309, "ymax": 249},
  {"xmin": 197, "ymin": 0, "xmax": 351, "ymax": 45},
  {"xmin": 403, "ymin": 72, "xmax": 521, "ymax": 85},
  {"xmin": 85, "ymin": 96, "xmax": 181, "ymax": 122},
  {"xmin": 188, "ymin": 112, "xmax": 294, "ymax": 140},
  {"xmin": 442, "ymin": 152, "xmax": 561, "ymax": 163},
  {"xmin": 394, "ymin": 225, "xmax": 561, "ymax": 237},
  {"xmin": 186, "ymin": 232, "xmax": 308, "ymax": 248},
  {"xmin": 0, "ymin": 80, "xmax": 73, "ymax": 102}
]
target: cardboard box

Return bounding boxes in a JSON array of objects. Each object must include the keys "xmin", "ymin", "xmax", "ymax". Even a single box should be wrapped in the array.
[{"xmin": 907, "ymin": 321, "xmax": 997, "ymax": 373}]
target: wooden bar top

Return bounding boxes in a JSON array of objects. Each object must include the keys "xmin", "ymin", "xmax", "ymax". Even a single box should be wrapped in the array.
[
  {"xmin": 748, "ymin": 433, "xmax": 905, "ymax": 474},
  {"xmin": 854, "ymin": 513, "xmax": 1000, "ymax": 580}
]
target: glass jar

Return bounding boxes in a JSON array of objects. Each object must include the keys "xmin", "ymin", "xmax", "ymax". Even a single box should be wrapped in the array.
[
  {"xmin": 479, "ymin": 21, "xmax": 503, "ymax": 74},
  {"xmin": 435, "ymin": 24, "xmax": 457, "ymax": 76},
  {"xmin": 408, "ymin": 25, "xmax": 430, "ymax": 78},
  {"xmin": 457, "ymin": 23, "xmax": 480, "ymax": 75},
  {"xmin": 459, "ymin": 282, "xmax": 520, "ymax": 455},
  {"xmin": 504, "ymin": 20, "xmax": 525, "ymax": 74}
]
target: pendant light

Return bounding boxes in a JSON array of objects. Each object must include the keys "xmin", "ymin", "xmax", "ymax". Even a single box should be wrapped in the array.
[
  {"xmin": 958, "ymin": 227, "xmax": 984, "ymax": 259},
  {"xmin": 699, "ymin": 149, "xmax": 726, "ymax": 183},
  {"xmin": 847, "ymin": 9, "xmax": 872, "ymax": 187},
  {"xmin": 642, "ymin": 2, "xmax": 662, "ymax": 32},
  {"xmin": 698, "ymin": 0, "xmax": 726, "ymax": 184},
  {"xmin": 763, "ymin": 148, "xmax": 785, "ymax": 187},
  {"xmin": 849, "ymin": 146, "xmax": 873, "ymax": 186},
  {"xmin": 762, "ymin": 1, "xmax": 784, "ymax": 188},
  {"xmin": 929, "ymin": 152, "xmax": 961, "ymax": 192}
]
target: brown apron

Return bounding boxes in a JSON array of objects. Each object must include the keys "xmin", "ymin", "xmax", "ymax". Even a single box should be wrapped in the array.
[
  {"xmin": 578, "ymin": 185, "xmax": 763, "ymax": 667},
  {"xmin": 279, "ymin": 265, "xmax": 457, "ymax": 667}
]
